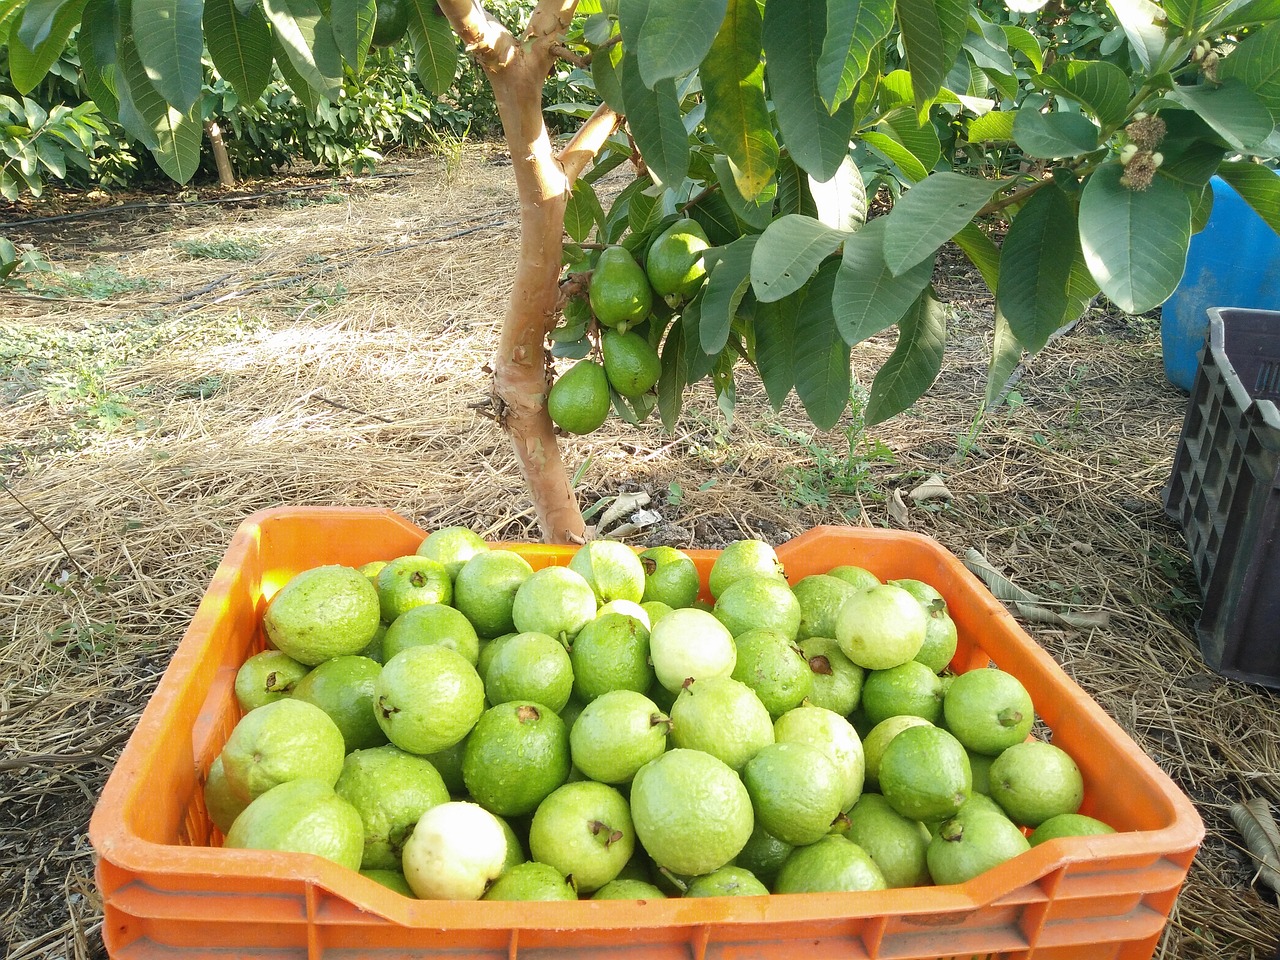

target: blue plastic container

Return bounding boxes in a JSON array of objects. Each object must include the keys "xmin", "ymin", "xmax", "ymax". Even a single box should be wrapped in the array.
[{"xmin": 1161, "ymin": 173, "xmax": 1280, "ymax": 391}]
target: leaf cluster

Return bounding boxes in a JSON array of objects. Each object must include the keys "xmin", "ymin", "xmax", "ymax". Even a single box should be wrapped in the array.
[
  {"xmin": 0, "ymin": 94, "xmax": 108, "ymax": 198},
  {"xmin": 552, "ymin": 0, "xmax": 1280, "ymax": 432}
]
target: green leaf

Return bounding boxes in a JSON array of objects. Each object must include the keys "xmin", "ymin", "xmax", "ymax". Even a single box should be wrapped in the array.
[
  {"xmin": 8, "ymin": 0, "xmax": 88, "ymax": 94},
  {"xmin": 1189, "ymin": 181, "xmax": 1213, "ymax": 234},
  {"xmin": 565, "ymin": 179, "xmax": 604, "ymax": 243},
  {"xmin": 762, "ymin": 0, "xmax": 856, "ymax": 182},
  {"xmin": 18, "ymin": 0, "xmax": 74, "ymax": 48},
  {"xmin": 271, "ymin": 33, "xmax": 317, "ymax": 109},
  {"xmin": 620, "ymin": 50, "xmax": 689, "ymax": 188},
  {"xmin": 754, "ymin": 289, "xmax": 804, "ymax": 410},
  {"xmin": 865, "ymin": 288, "xmax": 947, "ymax": 425},
  {"xmin": 981, "ymin": 63, "xmax": 1019, "ymax": 102},
  {"xmin": 680, "ymin": 295, "xmax": 718, "ymax": 382},
  {"xmin": 952, "ymin": 221, "xmax": 1000, "ymax": 293},
  {"xmin": 879, "ymin": 106, "xmax": 942, "ymax": 175},
  {"xmin": 204, "ymin": 0, "xmax": 273, "ymax": 104},
  {"xmin": 793, "ymin": 261, "xmax": 850, "ymax": 430},
  {"xmin": 808, "ymin": 155, "xmax": 866, "ymax": 231},
  {"xmin": 36, "ymin": 138, "xmax": 67, "ymax": 177},
  {"xmin": 750, "ymin": 214, "xmax": 847, "ymax": 303},
  {"xmin": 817, "ymin": 0, "xmax": 895, "ymax": 112},
  {"xmin": 985, "ymin": 308, "xmax": 1024, "ymax": 409},
  {"xmin": 688, "ymin": 188, "xmax": 742, "ymax": 246},
  {"xmin": 1218, "ymin": 21, "xmax": 1280, "ymax": 125},
  {"xmin": 329, "ymin": 0, "xmax": 375, "ymax": 73},
  {"xmin": 881, "ymin": 172, "xmax": 1001, "ymax": 276},
  {"xmin": 406, "ymin": 0, "xmax": 458, "ymax": 97},
  {"xmin": 1214, "ymin": 0, "xmax": 1280, "ymax": 30},
  {"xmin": 895, "ymin": 0, "xmax": 967, "ymax": 114},
  {"xmin": 1157, "ymin": 111, "xmax": 1229, "ymax": 187},
  {"xmin": 878, "ymin": 69, "xmax": 914, "ymax": 110},
  {"xmin": 879, "ymin": 60, "xmax": 961, "ymax": 117},
  {"xmin": 618, "ymin": 0, "xmax": 727, "ymax": 87},
  {"xmin": 1036, "ymin": 61, "xmax": 1131, "ymax": 128},
  {"xmin": 861, "ymin": 132, "xmax": 928, "ymax": 183},
  {"xmin": 582, "ymin": 12, "xmax": 610, "ymax": 44},
  {"xmin": 1001, "ymin": 24, "xmax": 1043, "ymax": 72},
  {"xmin": 967, "ymin": 110, "xmax": 1016, "ymax": 143},
  {"xmin": 775, "ymin": 154, "xmax": 817, "ymax": 218},
  {"xmin": 700, "ymin": 0, "xmax": 777, "ymax": 200},
  {"xmin": 658, "ymin": 316, "xmax": 689, "ymax": 430},
  {"xmin": 79, "ymin": 0, "xmax": 122, "ymax": 120},
  {"xmin": 1106, "ymin": 0, "xmax": 1172, "ymax": 72},
  {"xmin": 626, "ymin": 185, "xmax": 664, "ymax": 237},
  {"xmin": 263, "ymin": 0, "xmax": 343, "ymax": 99},
  {"xmin": 112, "ymin": 0, "xmax": 158, "ymax": 146},
  {"xmin": 1013, "ymin": 106, "xmax": 1099, "ymax": 159},
  {"xmin": 712, "ymin": 154, "xmax": 774, "ymax": 231},
  {"xmin": 713, "ymin": 350, "xmax": 737, "ymax": 426},
  {"xmin": 1217, "ymin": 160, "xmax": 1280, "ymax": 235},
  {"xmin": 963, "ymin": 20, "xmax": 1014, "ymax": 77},
  {"xmin": 1166, "ymin": 80, "xmax": 1275, "ymax": 152},
  {"xmin": 1078, "ymin": 163, "xmax": 1192, "ymax": 314},
  {"xmin": 132, "ymin": 0, "xmax": 205, "ymax": 112},
  {"xmin": 119, "ymin": 18, "xmax": 202, "ymax": 180},
  {"xmin": 1164, "ymin": 0, "xmax": 1234, "ymax": 29},
  {"xmin": 997, "ymin": 183, "xmax": 1096, "ymax": 352},
  {"xmin": 833, "ymin": 218, "xmax": 935, "ymax": 345},
  {"xmin": 701, "ymin": 235, "xmax": 757, "ymax": 353},
  {"xmin": 0, "ymin": 235, "xmax": 18, "ymax": 274},
  {"xmin": 0, "ymin": 0, "xmax": 26, "ymax": 33},
  {"xmin": 591, "ymin": 37, "xmax": 626, "ymax": 114},
  {"xmin": 611, "ymin": 387, "xmax": 657, "ymax": 425}
]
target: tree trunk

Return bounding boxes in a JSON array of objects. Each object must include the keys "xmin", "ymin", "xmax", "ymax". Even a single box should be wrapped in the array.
[
  {"xmin": 438, "ymin": 0, "xmax": 616, "ymax": 544},
  {"xmin": 205, "ymin": 121, "xmax": 236, "ymax": 188}
]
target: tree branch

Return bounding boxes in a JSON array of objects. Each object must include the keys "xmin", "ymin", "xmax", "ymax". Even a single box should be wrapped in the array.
[
  {"xmin": 550, "ymin": 41, "xmax": 591, "ymax": 68},
  {"xmin": 436, "ymin": 0, "xmax": 517, "ymax": 70},
  {"xmin": 559, "ymin": 103, "xmax": 622, "ymax": 184},
  {"xmin": 976, "ymin": 177, "xmax": 1052, "ymax": 218},
  {"xmin": 527, "ymin": 0, "xmax": 579, "ymax": 41}
]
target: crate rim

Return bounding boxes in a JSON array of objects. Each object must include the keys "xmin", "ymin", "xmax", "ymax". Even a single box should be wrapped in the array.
[
  {"xmin": 1206, "ymin": 307, "xmax": 1280, "ymax": 429},
  {"xmin": 89, "ymin": 506, "xmax": 1205, "ymax": 931}
]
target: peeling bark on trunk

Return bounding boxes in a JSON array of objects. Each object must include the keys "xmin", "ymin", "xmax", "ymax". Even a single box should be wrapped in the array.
[
  {"xmin": 438, "ymin": 0, "xmax": 616, "ymax": 544},
  {"xmin": 488, "ymin": 58, "xmax": 579, "ymax": 542}
]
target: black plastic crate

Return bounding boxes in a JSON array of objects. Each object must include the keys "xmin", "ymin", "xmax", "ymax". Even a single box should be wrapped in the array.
[{"xmin": 1164, "ymin": 307, "xmax": 1280, "ymax": 687}]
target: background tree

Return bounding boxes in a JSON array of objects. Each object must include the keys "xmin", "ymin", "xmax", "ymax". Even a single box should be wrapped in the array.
[{"xmin": 4, "ymin": 0, "xmax": 1278, "ymax": 542}]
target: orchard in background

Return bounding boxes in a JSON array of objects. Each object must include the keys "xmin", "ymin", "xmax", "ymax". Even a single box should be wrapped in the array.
[{"xmin": 4, "ymin": 0, "xmax": 1278, "ymax": 540}]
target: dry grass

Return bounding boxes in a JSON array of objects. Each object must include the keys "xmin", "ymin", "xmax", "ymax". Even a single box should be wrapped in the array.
[{"xmin": 2, "ymin": 147, "xmax": 1278, "ymax": 959}]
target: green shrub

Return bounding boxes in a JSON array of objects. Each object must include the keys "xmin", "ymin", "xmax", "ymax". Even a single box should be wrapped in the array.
[
  {"xmin": 210, "ymin": 49, "xmax": 476, "ymax": 176},
  {"xmin": 0, "ymin": 95, "xmax": 110, "ymax": 200}
]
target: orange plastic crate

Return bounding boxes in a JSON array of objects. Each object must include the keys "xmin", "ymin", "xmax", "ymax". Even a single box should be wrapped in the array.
[{"xmin": 90, "ymin": 507, "xmax": 1204, "ymax": 960}]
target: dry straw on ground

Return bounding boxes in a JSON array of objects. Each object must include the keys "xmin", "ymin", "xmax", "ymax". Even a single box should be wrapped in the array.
[{"xmin": 2, "ymin": 149, "xmax": 1278, "ymax": 959}]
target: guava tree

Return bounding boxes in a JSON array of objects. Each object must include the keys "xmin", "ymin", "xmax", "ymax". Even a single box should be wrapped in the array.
[{"xmin": 4, "ymin": 0, "xmax": 1278, "ymax": 542}]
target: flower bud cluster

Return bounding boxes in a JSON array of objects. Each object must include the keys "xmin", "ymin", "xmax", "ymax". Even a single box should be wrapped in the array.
[{"xmin": 1118, "ymin": 115, "xmax": 1166, "ymax": 190}]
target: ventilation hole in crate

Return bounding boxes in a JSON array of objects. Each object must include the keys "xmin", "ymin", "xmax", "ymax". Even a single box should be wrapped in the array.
[
  {"xmin": 1193, "ymin": 496, "xmax": 1209, "ymax": 525},
  {"xmin": 1255, "ymin": 360, "xmax": 1280, "ymax": 400},
  {"xmin": 1205, "ymin": 448, "xmax": 1225, "ymax": 493},
  {"xmin": 1228, "ymin": 444, "xmax": 1245, "ymax": 481},
  {"xmin": 1186, "ymin": 404, "xmax": 1205, "ymax": 436},
  {"xmin": 1208, "ymin": 394, "xmax": 1223, "ymax": 424}
]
